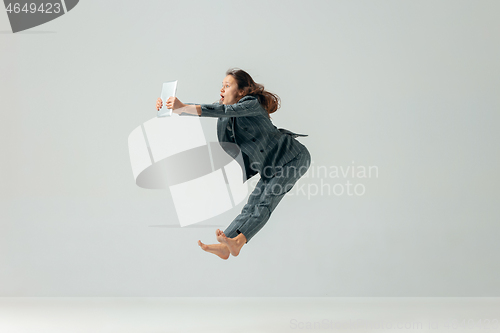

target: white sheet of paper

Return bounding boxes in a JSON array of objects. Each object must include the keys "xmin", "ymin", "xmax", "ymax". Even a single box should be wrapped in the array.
[{"xmin": 158, "ymin": 80, "xmax": 178, "ymax": 117}]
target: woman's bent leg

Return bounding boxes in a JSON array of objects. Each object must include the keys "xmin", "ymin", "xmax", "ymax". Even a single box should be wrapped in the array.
[
  {"xmin": 234, "ymin": 148, "xmax": 311, "ymax": 244},
  {"xmin": 223, "ymin": 176, "xmax": 267, "ymax": 238}
]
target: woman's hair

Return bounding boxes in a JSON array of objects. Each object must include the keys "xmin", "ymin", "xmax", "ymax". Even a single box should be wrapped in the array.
[{"xmin": 225, "ymin": 68, "xmax": 280, "ymax": 119}]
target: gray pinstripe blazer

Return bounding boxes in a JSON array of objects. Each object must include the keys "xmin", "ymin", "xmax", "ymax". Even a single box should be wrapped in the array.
[{"xmin": 184, "ymin": 95, "xmax": 308, "ymax": 182}]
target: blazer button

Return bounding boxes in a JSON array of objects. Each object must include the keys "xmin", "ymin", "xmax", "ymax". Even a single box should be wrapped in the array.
[
  {"xmin": 251, "ymin": 138, "xmax": 256, "ymax": 142},
  {"xmin": 244, "ymin": 127, "xmax": 248, "ymax": 131},
  {"xmin": 260, "ymin": 149, "xmax": 264, "ymax": 152}
]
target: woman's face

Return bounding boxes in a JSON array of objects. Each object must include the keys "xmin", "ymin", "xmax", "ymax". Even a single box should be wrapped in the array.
[{"xmin": 220, "ymin": 75, "xmax": 244, "ymax": 105}]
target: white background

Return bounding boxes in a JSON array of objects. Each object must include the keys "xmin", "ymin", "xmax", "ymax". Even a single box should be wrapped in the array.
[{"xmin": 0, "ymin": 0, "xmax": 499, "ymax": 296}]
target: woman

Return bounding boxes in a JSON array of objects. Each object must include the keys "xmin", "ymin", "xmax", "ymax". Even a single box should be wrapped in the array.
[{"xmin": 156, "ymin": 68, "xmax": 311, "ymax": 260}]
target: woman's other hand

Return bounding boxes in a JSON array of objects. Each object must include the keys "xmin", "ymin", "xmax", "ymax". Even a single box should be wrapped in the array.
[
  {"xmin": 166, "ymin": 96, "xmax": 185, "ymax": 114},
  {"xmin": 156, "ymin": 98, "xmax": 163, "ymax": 111}
]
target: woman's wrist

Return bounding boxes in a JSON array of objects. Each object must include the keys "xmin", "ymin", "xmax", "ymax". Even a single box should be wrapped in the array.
[{"xmin": 176, "ymin": 104, "xmax": 201, "ymax": 115}]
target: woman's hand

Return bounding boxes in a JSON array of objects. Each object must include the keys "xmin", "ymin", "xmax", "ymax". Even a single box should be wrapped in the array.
[
  {"xmin": 156, "ymin": 97, "xmax": 163, "ymax": 111},
  {"xmin": 166, "ymin": 96, "xmax": 186, "ymax": 114}
]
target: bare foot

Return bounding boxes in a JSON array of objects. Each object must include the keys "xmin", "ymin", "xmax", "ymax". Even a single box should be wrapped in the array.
[
  {"xmin": 198, "ymin": 240, "xmax": 230, "ymax": 260},
  {"xmin": 216, "ymin": 230, "xmax": 247, "ymax": 257}
]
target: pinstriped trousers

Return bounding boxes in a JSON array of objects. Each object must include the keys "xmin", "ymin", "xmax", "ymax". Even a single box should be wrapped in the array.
[{"xmin": 223, "ymin": 146, "xmax": 311, "ymax": 243}]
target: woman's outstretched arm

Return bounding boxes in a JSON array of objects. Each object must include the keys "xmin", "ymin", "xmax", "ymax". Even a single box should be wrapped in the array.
[
  {"xmin": 173, "ymin": 103, "xmax": 202, "ymax": 116},
  {"xmin": 166, "ymin": 96, "xmax": 265, "ymax": 118}
]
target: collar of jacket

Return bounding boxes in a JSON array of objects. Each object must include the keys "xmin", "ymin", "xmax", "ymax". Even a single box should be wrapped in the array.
[
  {"xmin": 238, "ymin": 95, "xmax": 257, "ymax": 102},
  {"xmin": 231, "ymin": 96, "xmax": 308, "ymax": 138}
]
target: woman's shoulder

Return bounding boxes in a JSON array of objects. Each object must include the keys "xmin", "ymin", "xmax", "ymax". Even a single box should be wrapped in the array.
[
  {"xmin": 238, "ymin": 95, "xmax": 268, "ymax": 116},
  {"xmin": 237, "ymin": 95, "xmax": 261, "ymax": 110},
  {"xmin": 238, "ymin": 95, "xmax": 257, "ymax": 102},
  {"xmin": 236, "ymin": 95, "xmax": 260, "ymax": 106}
]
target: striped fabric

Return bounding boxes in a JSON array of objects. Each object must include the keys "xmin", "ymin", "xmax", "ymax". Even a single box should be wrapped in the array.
[{"xmin": 183, "ymin": 95, "xmax": 308, "ymax": 182}]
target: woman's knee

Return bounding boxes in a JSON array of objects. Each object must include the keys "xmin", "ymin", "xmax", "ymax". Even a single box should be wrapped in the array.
[{"xmin": 270, "ymin": 182, "xmax": 295, "ymax": 196}]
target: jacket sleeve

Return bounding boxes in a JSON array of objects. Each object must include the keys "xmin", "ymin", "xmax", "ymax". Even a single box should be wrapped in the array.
[{"xmin": 198, "ymin": 96, "xmax": 264, "ymax": 118}]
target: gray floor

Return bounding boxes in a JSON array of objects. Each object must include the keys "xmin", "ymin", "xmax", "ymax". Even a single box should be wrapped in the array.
[{"xmin": 0, "ymin": 298, "xmax": 498, "ymax": 332}]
